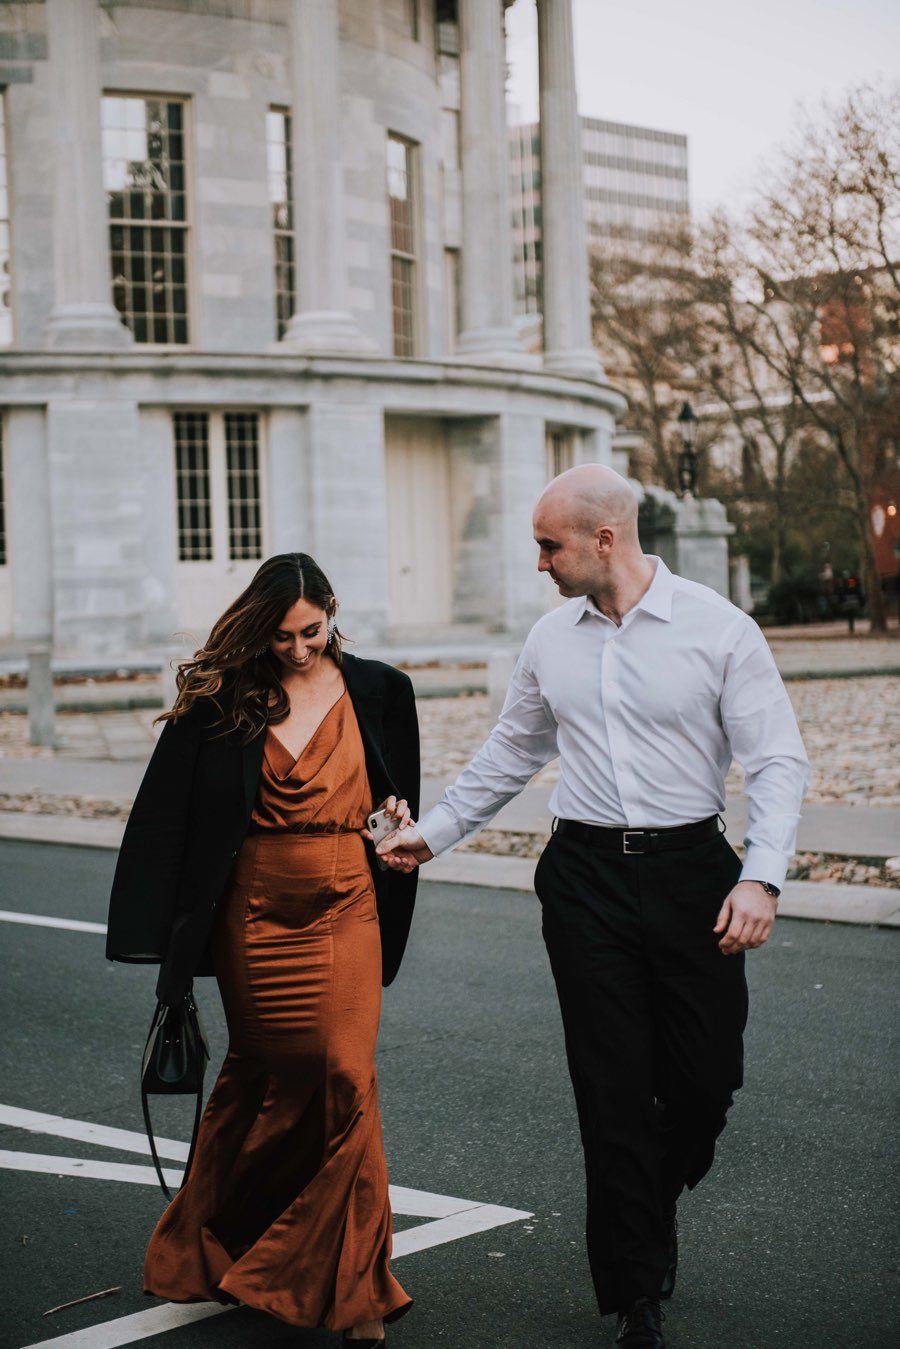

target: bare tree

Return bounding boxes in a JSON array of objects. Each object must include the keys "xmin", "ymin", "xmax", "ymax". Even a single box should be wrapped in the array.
[
  {"xmin": 691, "ymin": 215, "xmax": 810, "ymax": 584},
  {"xmin": 721, "ymin": 83, "xmax": 900, "ymax": 630},
  {"xmin": 589, "ymin": 226, "xmax": 703, "ymax": 493}
]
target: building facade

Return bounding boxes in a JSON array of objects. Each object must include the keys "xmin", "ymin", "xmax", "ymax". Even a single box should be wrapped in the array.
[
  {"xmin": 0, "ymin": 0, "xmax": 624, "ymax": 661},
  {"xmin": 510, "ymin": 113, "xmax": 690, "ymax": 317}
]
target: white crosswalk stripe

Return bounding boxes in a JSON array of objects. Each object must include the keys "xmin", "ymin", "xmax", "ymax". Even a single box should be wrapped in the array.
[{"xmin": 4, "ymin": 1104, "xmax": 532, "ymax": 1348}]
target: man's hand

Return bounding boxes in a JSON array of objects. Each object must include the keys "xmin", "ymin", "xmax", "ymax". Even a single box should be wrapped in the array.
[
  {"xmin": 714, "ymin": 881, "xmax": 778, "ymax": 955},
  {"xmin": 376, "ymin": 825, "xmax": 434, "ymax": 875}
]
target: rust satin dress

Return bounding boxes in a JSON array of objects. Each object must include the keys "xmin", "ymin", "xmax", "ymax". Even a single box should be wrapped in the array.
[{"xmin": 143, "ymin": 690, "xmax": 412, "ymax": 1330}]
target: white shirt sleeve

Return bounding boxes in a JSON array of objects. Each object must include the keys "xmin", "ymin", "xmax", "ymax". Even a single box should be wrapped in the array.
[
  {"xmin": 417, "ymin": 633, "xmax": 560, "ymax": 857},
  {"xmin": 719, "ymin": 620, "xmax": 810, "ymax": 890}
]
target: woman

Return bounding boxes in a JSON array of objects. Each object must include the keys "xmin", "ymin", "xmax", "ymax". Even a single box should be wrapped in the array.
[{"xmin": 106, "ymin": 553, "xmax": 420, "ymax": 1345}]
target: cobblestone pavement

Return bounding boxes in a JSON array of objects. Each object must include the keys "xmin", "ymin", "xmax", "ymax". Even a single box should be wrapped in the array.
[{"xmin": 419, "ymin": 676, "xmax": 900, "ymax": 809}]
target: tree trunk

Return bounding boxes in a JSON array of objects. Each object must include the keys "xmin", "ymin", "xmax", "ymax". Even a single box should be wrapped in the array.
[
  {"xmin": 771, "ymin": 449, "xmax": 787, "ymax": 585},
  {"xmin": 857, "ymin": 493, "xmax": 888, "ymax": 632},
  {"xmin": 771, "ymin": 523, "xmax": 784, "ymax": 585}
]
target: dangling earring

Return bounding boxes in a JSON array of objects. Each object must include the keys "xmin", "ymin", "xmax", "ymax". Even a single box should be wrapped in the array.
[
  {"xmin": 255, "ymin": 642, "xmax": 268, "ymax": 657},
  {"xmin": 326, "ymin": 617, "xmax": 337, "ymax": 645}
]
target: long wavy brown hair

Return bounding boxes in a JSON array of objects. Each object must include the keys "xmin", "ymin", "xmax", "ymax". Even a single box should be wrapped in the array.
[{"xmin": 158, "ymin": 553, "xmax": 346, "ymax": 742}]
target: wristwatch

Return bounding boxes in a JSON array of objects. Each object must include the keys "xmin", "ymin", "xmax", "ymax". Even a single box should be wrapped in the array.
[{"xmin": 749, "ymin": 880, "xmax": 781, "ymax": 899}]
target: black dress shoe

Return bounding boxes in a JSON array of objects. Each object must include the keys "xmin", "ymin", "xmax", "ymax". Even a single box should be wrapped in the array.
[
  {"xmin": 660, "ymin": 1210, "xmax": 678, "ymax": 1299},
  {"xmin": 342, "ymin": 1338, "xmax": 385, "ymax": 1348},
  {"xmin": 615, "ymin": 1296, "xmax": 665, "ymax": 1346}
]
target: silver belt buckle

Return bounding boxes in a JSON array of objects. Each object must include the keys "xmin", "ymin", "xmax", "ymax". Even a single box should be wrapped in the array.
[{"xmin": 622, "ymin": 830, "xmax": 645, "ymax": 854}]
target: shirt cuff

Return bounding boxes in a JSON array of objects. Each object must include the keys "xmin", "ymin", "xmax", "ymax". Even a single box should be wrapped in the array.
[
  {"xmin": 740, "ymin": 845, "xmax": 790, "ymax": 892},
  {"xmin": 417, "ymin": 803, "xmax": 468, "ymax": 858}
]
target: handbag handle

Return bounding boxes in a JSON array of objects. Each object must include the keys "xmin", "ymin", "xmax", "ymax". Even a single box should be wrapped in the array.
[
  {"xmin": 140, "ymin": 993, "xmax": 210, "ymax": 1200},
  {"xmin": 141, "ymin": 1085, "xmax": 204, "ymax": 1200}
]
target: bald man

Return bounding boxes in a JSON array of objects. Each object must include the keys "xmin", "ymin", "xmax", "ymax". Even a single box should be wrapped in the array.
[{"xmin": 380, "ymin": 465, "xmax": 808, "ymax": 1347}]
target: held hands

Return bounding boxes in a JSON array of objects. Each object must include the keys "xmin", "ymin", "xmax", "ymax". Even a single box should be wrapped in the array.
[
  {"xmin": 714, "ymin": 881, "xmax": 778, "ymax": 955},
  {"xmin": 375, "ymin": 824, "xmax": 434, "ymax": 875}
]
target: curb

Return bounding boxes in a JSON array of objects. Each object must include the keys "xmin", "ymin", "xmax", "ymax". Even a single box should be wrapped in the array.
[
  {"xmin": 780, "ymin": 666, "xmax": 900, "ymax": 682},
  {"xmin": 1, "ymin": 812, "xmax": 897, "ymax": 928}
]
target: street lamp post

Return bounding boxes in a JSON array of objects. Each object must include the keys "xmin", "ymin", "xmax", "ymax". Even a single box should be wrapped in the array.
[{"xmin": 677, "ymin": 400, "xmax": 699, "ymax": 498}]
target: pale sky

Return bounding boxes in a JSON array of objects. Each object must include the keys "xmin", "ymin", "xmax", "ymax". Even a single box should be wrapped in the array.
[{"xmin": 505, "ymin": 0, "xmax": 900, "ymax": 212}]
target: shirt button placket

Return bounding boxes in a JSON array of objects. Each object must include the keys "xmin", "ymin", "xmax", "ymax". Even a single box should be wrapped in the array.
[{"xmin": 602, "ymin": 637, "xmax": 631, "ymax": 822}]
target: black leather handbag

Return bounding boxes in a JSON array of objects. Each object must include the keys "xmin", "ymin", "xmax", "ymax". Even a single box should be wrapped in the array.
[{"xmin": 141, "ymin": 990, "xmax": 210, "ymax": 1199}]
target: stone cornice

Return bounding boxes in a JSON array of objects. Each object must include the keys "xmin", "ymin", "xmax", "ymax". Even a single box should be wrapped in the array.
[{"xmin": 0, "ymin": 350, "xmax": 628, "ymax": 415}]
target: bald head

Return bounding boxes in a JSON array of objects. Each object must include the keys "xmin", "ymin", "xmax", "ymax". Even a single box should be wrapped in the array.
[{"xmin": 538, "ymin": 464, "xmax": 640, "ymax": 545}]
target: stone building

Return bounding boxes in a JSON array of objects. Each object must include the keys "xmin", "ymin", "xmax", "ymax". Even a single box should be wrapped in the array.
[
  {"xmin": 0, "ymin": 0, "xmax": 627, "ymax": 661},
  {"xmin": 510, "ymin": 114, "xmax": 690, "ymax": 317}
]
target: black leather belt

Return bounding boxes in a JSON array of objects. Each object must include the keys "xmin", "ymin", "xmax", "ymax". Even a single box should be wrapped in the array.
[{"xmin": 554, "ymin": 815, "xmax": 721, "ymax": 855}]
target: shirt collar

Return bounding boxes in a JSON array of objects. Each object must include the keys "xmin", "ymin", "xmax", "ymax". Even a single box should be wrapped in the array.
[{"xmin": 571, "ymin": 556, "xmax": 674, "ymax": 626}]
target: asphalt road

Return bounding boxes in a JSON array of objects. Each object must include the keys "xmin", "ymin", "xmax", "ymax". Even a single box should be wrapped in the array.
[{"xmin": 0, "ymin": 840, "xmax": 896, "ymax": 1349}]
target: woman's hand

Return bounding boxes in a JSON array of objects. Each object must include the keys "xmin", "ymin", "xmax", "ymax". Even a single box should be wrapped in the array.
[
  {"xmin": 376, "ymin": 825, "xmax": 433, "ymax": 873},
  {"xmin": 360, "ymin": 794, "xmax": 411, "ymax": 843}
]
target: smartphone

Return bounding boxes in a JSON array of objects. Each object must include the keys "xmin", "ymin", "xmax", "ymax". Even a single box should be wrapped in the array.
[
  {"xmin": 367, "ymin": 808, "xmax": 398, "ymax": 871},
  {"xmin": 367, "ymin": 808, "xmax": 398, "ymax": 849}
]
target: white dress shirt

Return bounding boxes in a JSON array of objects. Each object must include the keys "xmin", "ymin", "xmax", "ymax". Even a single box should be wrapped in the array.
[{"xmin": 418, "ymin": 558, "xmax": 809, "ymax": 890}]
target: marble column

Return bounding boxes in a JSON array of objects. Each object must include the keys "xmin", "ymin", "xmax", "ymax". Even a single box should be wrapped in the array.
[
  {"xmin": 456, "ymin": 0, "xmax": 525, "ymax": 362},
  {"xmin": 281, "ymin": 0, "xmax": 375, "ymax": 354},
  {"xmin": 41, "ymin": 0, "xmax": 132, "ymax": 349},
  {"xmin": 537, "ymin": 0, "xmax": 603, "ymax": 379}
]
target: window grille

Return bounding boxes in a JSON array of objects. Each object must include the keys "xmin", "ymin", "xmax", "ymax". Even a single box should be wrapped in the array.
[
  {"xmin": 0, "ymin": 419, "xmax": 6, "ymax": 566},
  {"xmin": 174, "ymin": 413, "xmax": 212, "ymax": 561},
  {"xmin": 225, "ymin": 412, "xmax": 262, "ymax": 561},
  {"xmin": 103, "ymin": 96, "xmax": 189, "ymax": 344},
  {"xmin": 266, "ymin": 109, "xmax": 296, "ymax": 340},
  {"xmin": 387, "ymin": 134, "xmax": 418, "ymax": 358},
  {"xmin": 0, "ymin": 94, "xmax": 11, "ymax": 345}
]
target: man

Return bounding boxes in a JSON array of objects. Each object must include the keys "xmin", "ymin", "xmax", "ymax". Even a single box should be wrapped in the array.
[{"xmin": 380, "ymin": 465, "xmax": 809, "ymax": 1347}]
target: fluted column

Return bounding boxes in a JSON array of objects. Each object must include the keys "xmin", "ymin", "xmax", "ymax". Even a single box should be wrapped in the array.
[
  {"xmin": 537, "ymin": 0, "xmax": 603, "ymax": 379},
  {"xmin": 456, "ymin": 0, "xmax": 524, "ymax": 363},
  {"xmin": 282, "ymin": 0, "xmax": 375, "ymax": 354},
  {"xmin": 42, "ymin": 0, "xmax": 132, "ymax": 349}
]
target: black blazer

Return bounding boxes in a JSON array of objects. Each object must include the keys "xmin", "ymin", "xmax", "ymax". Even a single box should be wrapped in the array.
[{"xmin": 106, "ymin": 654, "xmax": 420, "ymax": 1005}]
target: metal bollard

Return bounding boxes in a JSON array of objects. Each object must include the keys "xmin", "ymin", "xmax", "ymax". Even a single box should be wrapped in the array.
[
  {"xmin": 487, "ymin": 648, "xmax": 518, "ymax": 724},
  {"xmin": 27, "ymin": 646, "xmax": 56, "ymax": 747}
]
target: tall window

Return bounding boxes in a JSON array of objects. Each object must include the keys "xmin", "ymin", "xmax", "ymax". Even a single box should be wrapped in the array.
[
  {"xmin": 266, "ymin": 109, "xmax": 295, "ymax": 340},
  {"xmin": 174, "ymin": 412, "xmax": 264, "ymax": 565},
  {"xmin": 102, "ymin": 96, "xmax": 189, "ymax": 344},
  {"xmin": 444, "ymin": 248, "xmax": 460, "ymax": 351},
  {"xmin": 0, "ymin": 418, "xmax": 7, "ymax": 566},
  {"xmin": 387, "ymin": 134, "xmax": 419, "ymax": 358},
  {"xmin": 546, "ymin": 428, "xmax": 574, "ymax": 481},
  {"xmin": 225, "ymin": 412, "xmax": 263, "ymax": 560},
  {"xmin": 0, "ymin": 93, "xmax": 12, "ymax": 345},
  {"xmin": 174, "ymin": 413, "xmax": 212, "ymax": 561}
]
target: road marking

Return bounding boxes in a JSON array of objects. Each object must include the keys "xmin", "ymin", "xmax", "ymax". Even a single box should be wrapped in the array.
[
  {"xmin": 23, "ymin": 1302, "xmax": 230, "ymax": 1349},
  {"xmin": 6, "ymin": 1107, "xmax": 532, "ymax": 1348},
  {"xmin": 0, "ymin": 1107, "xmax": 522, "ymax": 1219},
  {"xmin": 1, "ymin": 1149, "xmax": 528, "ymax": 1229},
  {"xmin": 0, "ymin": 1150, "xmax": 186, "ymax": 1189},
  {"xmin": 0, "ymin": 1105, "xmax": 188, "ymax": 1162},
  {"xmin": 392, "ymin": 1203, "xmax": 532, "ymax": 1256},
  {"xmin": 0, "ymin": 908, "xmax": 107, "ymax": 935}
]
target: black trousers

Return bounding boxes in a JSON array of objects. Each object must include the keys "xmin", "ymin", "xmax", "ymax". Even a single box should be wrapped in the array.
[{"xmin": 535, "ymin": 825, "xmax": 748, "ymax": 1315}]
